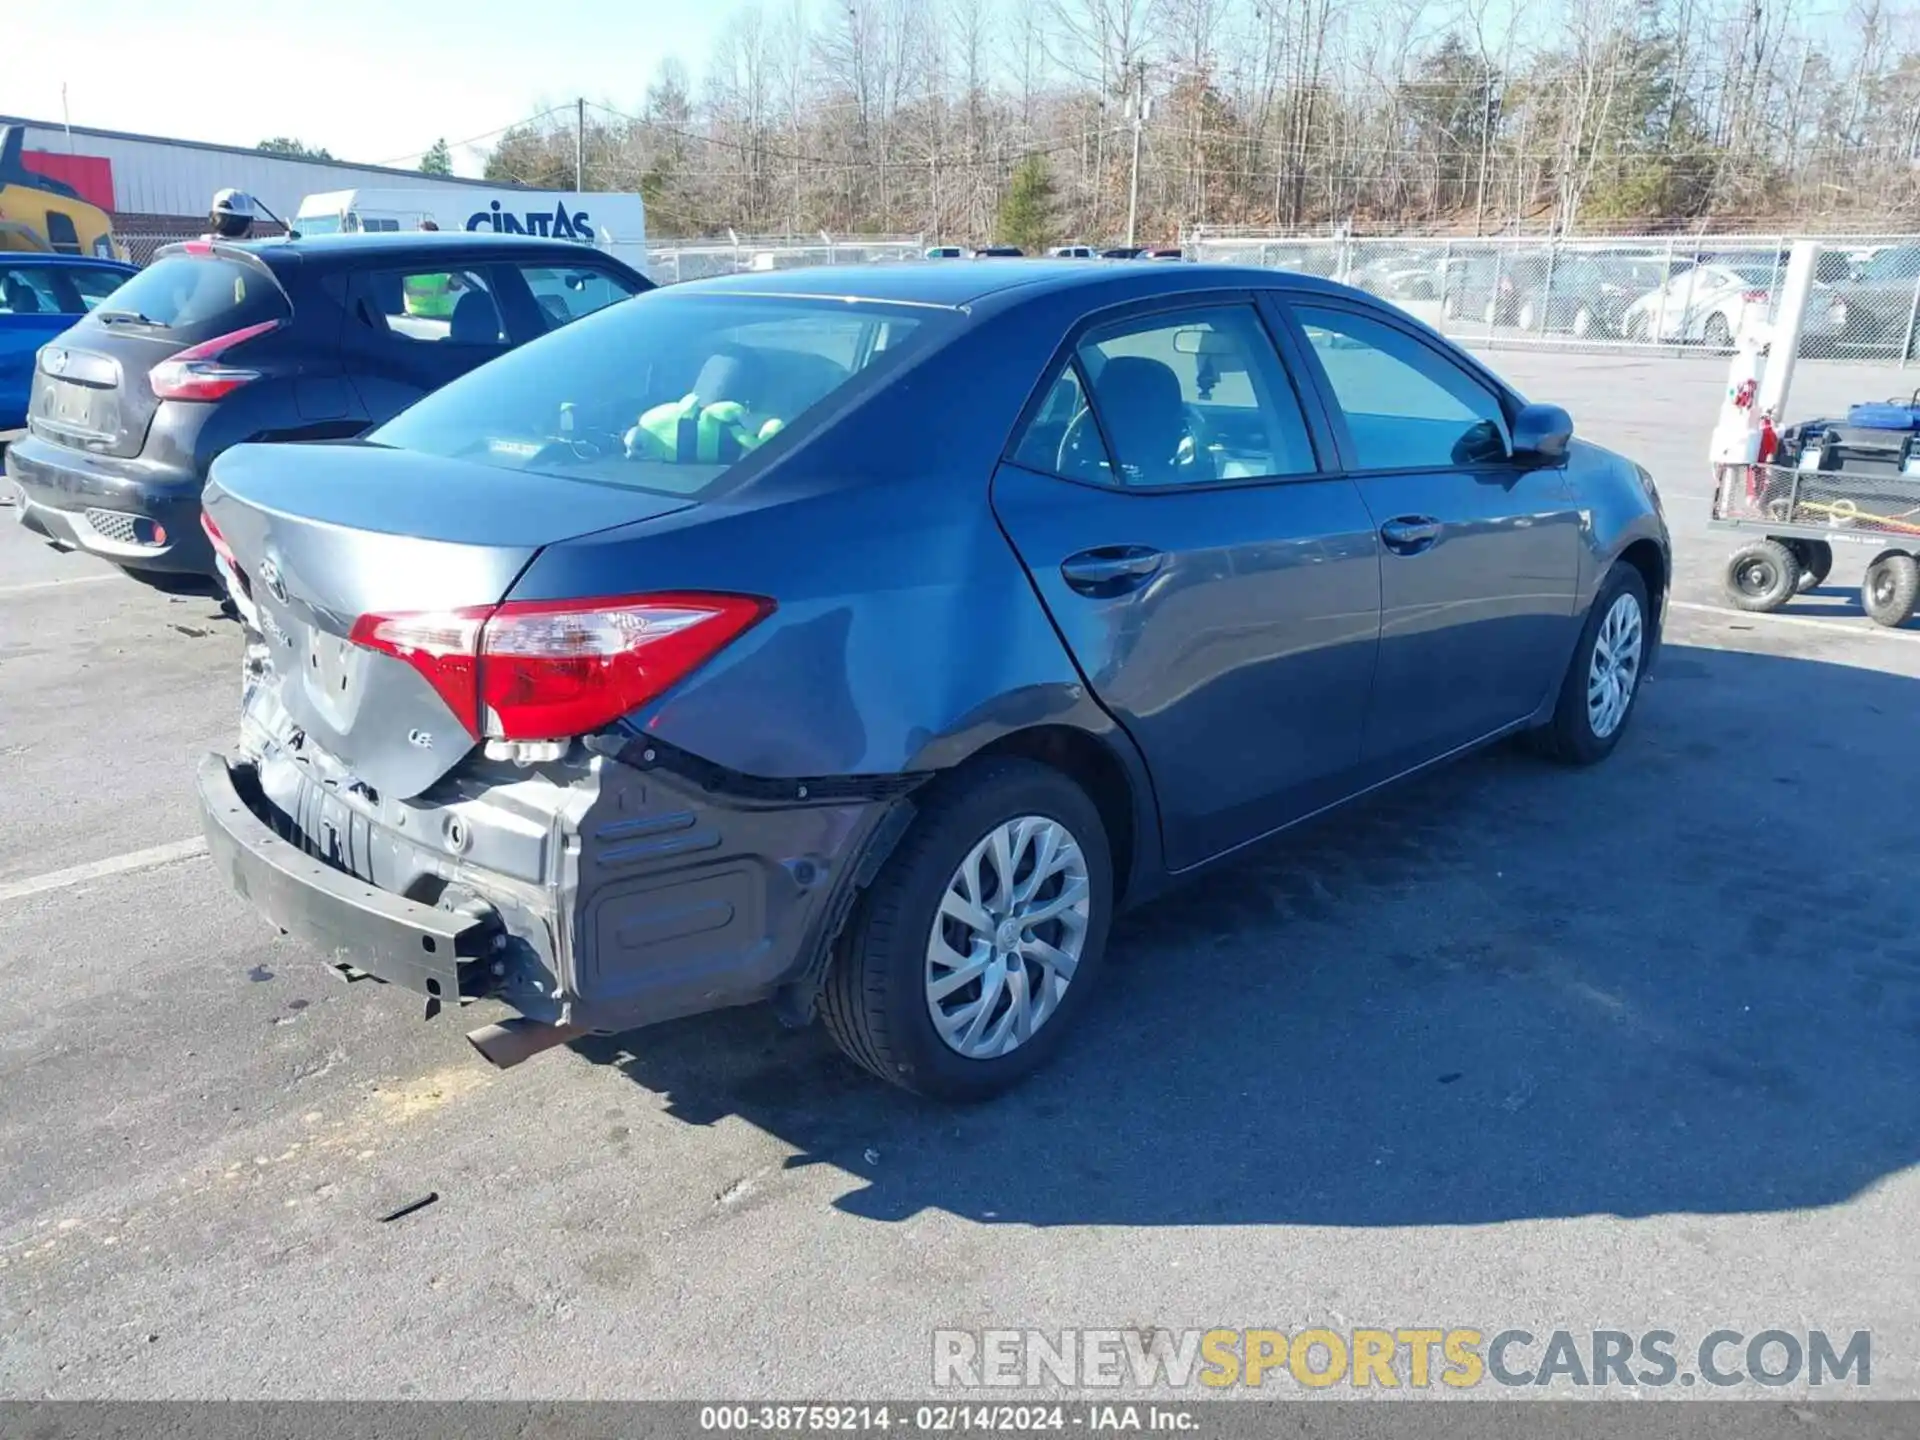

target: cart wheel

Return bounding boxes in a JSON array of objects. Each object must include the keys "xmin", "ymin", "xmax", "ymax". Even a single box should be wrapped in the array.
[
  {"xmin": 1785, "ymin": 539, "xmax": 1833, "ymax": 591},
  {"xmin": 1725, "ymin": 538, "xmax": 1801, "ymax": 612},
  {"xmin": 1861, "ymin": 550, "xmax": 1919, "ymax": 627}
]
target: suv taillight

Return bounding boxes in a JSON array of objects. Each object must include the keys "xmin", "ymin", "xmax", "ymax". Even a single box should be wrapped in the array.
[
  {"xmin": 149, "ymin": 319, "xmax": 281, "ymax": 401},
  {"xmin": 1742, "ymin": 289, "xmax": 1769, "ymax": 303},
  {"xmin": 349, "ymin": 593, "xmax": 774, "ymax": 741}
]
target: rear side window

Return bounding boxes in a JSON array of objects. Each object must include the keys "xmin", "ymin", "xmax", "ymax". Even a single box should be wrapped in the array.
[
  {"xmin": 88, "ymin": 255, "xmax": 289, "ymax": 339},
  {"xmin": 519, "ymin": 264, "xmax": 640, "ymax": 328},
  {"xmin": 1045, "ymin": 305, "xmax": 1317, "ymax": 487},
  {"xmin": 372, "ymin": 293, "xmax": 938, "ymax": 497},
  {"xmin": 70, "ymin": 269, "xmax": 129, "ymax": 310}
]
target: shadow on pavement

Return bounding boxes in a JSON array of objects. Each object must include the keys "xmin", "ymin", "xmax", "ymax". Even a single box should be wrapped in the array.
[{"xmin": 575, "ymin": 641, "xmax": 1920, "ymax": 1226}]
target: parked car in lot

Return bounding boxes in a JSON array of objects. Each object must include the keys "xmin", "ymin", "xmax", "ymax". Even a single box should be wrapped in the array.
[
  {"xmin": 1348, "ymin": 250, "xmax": 1444, "ymax": 302},
  {"xmin": 194, "ymin": 260, "xmax": 1668, "ymax": 1099},
  {"xmin": 1, "ymin": 253, "xmax": 137, "ymax": 433},
  {"xmin": 1442, "ymin": 251, "xmax": 1662, "ymax": 336},
  {"xmin": 1825, "ymin": 243, "xmax": 1920, "ymax": 356},
  {"xmin": 9, "ymin": 232, "xmax": 649, "ymax": 582},
  {"xmin": 1619, "ymin": 260, "xmax": 1847, "ymax": 348}
]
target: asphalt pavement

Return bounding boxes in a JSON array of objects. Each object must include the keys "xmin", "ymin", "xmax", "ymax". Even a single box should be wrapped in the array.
[{"xmin": 1, "ymin": 349, "xmax": 1917, "ymax": 1401}]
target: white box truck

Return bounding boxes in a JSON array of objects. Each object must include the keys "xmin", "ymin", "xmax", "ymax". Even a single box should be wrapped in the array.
[{"xmin": 294, "ymin": 188, "xmax": 647, "ymax": 272}]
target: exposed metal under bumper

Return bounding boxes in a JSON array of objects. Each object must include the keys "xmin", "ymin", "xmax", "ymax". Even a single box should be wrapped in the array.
[{"xmin": 195, "ymin": 751, "xmax": 495, "ymax": 1001}]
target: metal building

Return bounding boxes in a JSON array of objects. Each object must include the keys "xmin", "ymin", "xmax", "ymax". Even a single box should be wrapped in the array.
[{"xmin": 3, "ymin": 113, "xmax": 523, "ymax": 255}]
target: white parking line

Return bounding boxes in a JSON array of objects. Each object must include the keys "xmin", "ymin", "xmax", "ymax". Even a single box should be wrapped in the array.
[
  {"xmin": 0, "ymin": 573, "xmax": 122, "ymax": 598},
  {"xmin": 1668, "ymin": 599, "xmax": 1920, "ymax": 641},
  {"xmin": 0, "ymin": 839, "xmax": 208, "ymax": 906}
]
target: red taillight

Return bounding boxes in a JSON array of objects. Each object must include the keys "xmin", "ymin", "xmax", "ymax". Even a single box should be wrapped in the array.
[
  {"xmin": 200, "ymin": 509, "xmax": 237, "ymax": 568},
  {"xmin": 149, "ymin": 319, "xmax": 280, "ymax": 401},
  {"xmin": 1742, "ymin": 289, "xmax": 1769, "ymax": 303},
  {"xmin": 349, "ymin": 593, "xmax": 772, "ymax": 742}
]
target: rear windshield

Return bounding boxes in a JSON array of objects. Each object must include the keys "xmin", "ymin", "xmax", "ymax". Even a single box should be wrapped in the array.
[
  {"xmin": 87, "ymin": 254, "xmax": 289, "ymax": 337},
  {"xmin": 370, "ymin": 292, "xmax": 941, "ymax": 496}
]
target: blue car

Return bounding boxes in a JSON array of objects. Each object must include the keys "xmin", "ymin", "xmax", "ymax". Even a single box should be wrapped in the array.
[
  {"xmin": 0, "ymin": 254, "xmax": 137, "ymax": 433},
  {"xmin": 193, "ymin": 261, "xmax": 1670, "ymax": 1098}
]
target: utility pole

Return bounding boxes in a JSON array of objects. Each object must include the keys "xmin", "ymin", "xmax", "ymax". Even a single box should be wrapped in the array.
[
  {"xmin": 1125, "ymin": 63, "xmax": 1149, "ymax": 248},
  {"xmin": 575, "ymin": 97, "xmax": 586, "ymax": 192}
]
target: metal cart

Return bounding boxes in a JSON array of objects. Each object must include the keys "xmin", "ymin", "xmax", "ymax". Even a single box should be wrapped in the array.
[{"xmin": 1711, "ymin": 461, "xmax": 1920, "ymax": 626}]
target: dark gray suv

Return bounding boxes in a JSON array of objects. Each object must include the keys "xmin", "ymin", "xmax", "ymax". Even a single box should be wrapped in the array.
[{"xmin": 9, "ymin": 232, "xmax": 648, "ymax": 582}]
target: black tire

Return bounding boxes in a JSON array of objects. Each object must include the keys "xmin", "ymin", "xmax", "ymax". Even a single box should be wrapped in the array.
[
  {"xmin": 820, "ymin": 758, "xmax": 1114, "ymax": 1101},
  {"xmin": 1531, "ymin": 562, "xmax": 1652, "ymax": 766},
  {"xmin": 1785, "ymin": 539, "xmax": 1833, "ymax": 591},
  {"xmin": 1704, "ymin": 312, "xmax": 1733, "ymax": 350},
  {"xmin": 1862, "ymin": 550, "xmax": 1920, "ymax": 627},
  {"xmin": 1724, "ymin": 538, "xmax": 1799, "ymax": 612}
]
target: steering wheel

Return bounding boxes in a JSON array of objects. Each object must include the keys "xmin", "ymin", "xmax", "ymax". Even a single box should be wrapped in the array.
[
  {"xmin": 1057, "ymin": 402, "xmax": 1215, "ymax": 483},
  {"xmin": 1177, "ymin": 404, "xmax": 1217, "ymax": 479},
  {"xmin": 1055, "ymin": 405, "xmax": 1105, "ymax": 480}
]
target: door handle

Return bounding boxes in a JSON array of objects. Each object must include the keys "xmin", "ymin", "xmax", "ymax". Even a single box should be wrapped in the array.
[
  {"xmin": 1380, "ymin": 516, "xmax": 1443, "ymax": 555},
  {"xmin": 1060, "ymin": 545, "xmax": 1165, "ymax": 597}
]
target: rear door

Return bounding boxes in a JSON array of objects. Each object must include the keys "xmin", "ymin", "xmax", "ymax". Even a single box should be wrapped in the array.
[
  {"xmin": 990, "ymin": 297, "xmax": 1381, "ymax": 873},
  {"xmin": 1276, "ymin": 297, "xmax": 1581, "ymax": 777},
  {"xmin": 339, "ymin": 263, "xmax": 515, "ymax": 424}
]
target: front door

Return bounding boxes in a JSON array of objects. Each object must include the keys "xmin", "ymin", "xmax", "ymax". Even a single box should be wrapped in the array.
[
  {"xmin": 991, "ymin": 299, "xmax": 1381, "ymax": 873},
  {"xmin": 1279, "ymin": 299, "xmax": 1582, "ymax": 778}
]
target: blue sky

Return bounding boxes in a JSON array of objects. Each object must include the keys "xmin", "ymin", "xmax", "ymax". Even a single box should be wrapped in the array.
[{"xmin": 18, "ymin": 0, "xmax": 736, "ymax": 175}]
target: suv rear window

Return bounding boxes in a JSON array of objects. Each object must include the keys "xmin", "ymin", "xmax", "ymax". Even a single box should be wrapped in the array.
[
  {"xmin": 87, "ymin": 254, "xmax": 289, "ymax": 339},
  {"xmin": 370, "ymin": 292, "xmax": 941, "ymax": 497}
]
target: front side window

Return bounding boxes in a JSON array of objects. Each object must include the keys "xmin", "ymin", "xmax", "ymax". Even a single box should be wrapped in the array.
[
  {"xmin": 1294, "ymin": 305, "xmax": 1510, "ymax": 470},
  {"xmin": 371, "ymin": 293, "xmax": 937, "ymax": 497},
  {"xmin": 1044, "ymin": 305, "xmax": 1316, "ymax": 487},
  {"xmin": 519, "ymin": 264, "xmax": 641, "ymax": 328},
  {"xmin": 0, "ymin": 267, "xmax": 60, "ymax": 315}
]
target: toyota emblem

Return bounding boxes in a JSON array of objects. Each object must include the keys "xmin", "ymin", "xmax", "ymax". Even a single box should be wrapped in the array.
[{"xmin": 257, "ymin": 556, "xmax": 289, "ymax": 604}]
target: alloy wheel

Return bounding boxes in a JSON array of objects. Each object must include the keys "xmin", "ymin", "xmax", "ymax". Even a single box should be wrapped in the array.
[
  {"xmin": 925, "ymin": 816, "xmax": 1091, "ymax": 1060},
  {"xmin": 1587, "ymin": 592, "xmax": 1645, "ymax": 740}
]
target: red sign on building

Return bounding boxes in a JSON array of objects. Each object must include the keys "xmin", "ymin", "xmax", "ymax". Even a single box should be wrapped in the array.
[{"xmin": 23, "ymin": 151, "xmax": 115, "ymax": 211}]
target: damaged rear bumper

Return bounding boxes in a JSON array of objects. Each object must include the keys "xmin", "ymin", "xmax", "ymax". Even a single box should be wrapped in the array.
[{"xmin": 195, "ymin": 738, "xmax": 914, "ymax": 1040}]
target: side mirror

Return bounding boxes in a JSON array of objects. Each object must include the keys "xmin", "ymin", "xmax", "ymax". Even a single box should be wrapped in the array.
[{"xmin": 1513, "ymin": 402, "xmax": 1573, "ymax": 463}]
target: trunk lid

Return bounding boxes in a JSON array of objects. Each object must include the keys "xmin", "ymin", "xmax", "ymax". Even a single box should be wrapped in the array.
[
  {"xmin": 206, "ymin": 442, "xmax": 698, "ymax": 799},
  {"xmin": 30, "ymin": 247, "xmax": 290, "ymax": 458}
]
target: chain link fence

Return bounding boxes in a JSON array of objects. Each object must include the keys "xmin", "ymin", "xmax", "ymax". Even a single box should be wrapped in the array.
[
  {"xmin": 1185, "ymin": 231, "xmax": 1920, "ymax": 364},
  {"xmin": 644, "ymin": 233, "xmax": 927, "ymax": 284}
]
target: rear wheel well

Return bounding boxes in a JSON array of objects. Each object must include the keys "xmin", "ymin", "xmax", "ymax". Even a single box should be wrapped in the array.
[{"xmin": 974, "ymin": 725, "xmax": 1137, "ymax": 905}]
